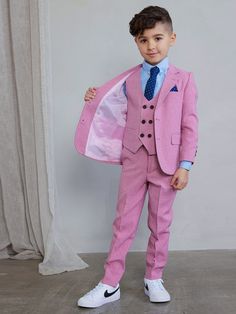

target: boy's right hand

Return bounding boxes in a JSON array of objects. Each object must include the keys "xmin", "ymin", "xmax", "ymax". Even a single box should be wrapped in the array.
[{"xmin": 84, "ymin": 87, "xmax": 97, "ymax": 101}]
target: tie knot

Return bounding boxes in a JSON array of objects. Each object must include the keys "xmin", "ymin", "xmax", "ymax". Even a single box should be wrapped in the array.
[{"xmin": 150, "ymin": 66, "xmax": 160, "ymax": 77}]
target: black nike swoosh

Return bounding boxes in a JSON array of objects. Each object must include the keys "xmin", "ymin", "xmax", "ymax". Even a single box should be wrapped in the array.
[
  {"xmin": 145, "ymin": 283, "xmax": 149, "ymax": 291},
  {"xmin": 104, "ymin": 287, "xmax": 120, "ymax": 298}
]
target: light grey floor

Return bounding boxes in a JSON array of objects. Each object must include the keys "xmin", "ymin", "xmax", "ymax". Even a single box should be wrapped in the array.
[{"xmin": 0, "ymin": 250, "xmax": 235, "ymax": 314}]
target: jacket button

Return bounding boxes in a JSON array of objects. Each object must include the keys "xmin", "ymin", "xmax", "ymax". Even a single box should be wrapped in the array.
[
  {"xmin": 148, "ymin": 134, "xmax": 152, "ymax": 138},
  {"xmin": 141, "ymin": 119, "xmax": 146, "ymax": 124},
  {"xmin": 148, "ymin": 120, "xmax": 153, "ymax": 124},
  {"xmin": 140, "ymin": 133, "xmax": 144, "ymax": 137},
  {"xmin": 150, "ymin": 105, "xmax": 154, "ymax": 109},
  {"xmin": 143, "ymin": 105, "xmax": 147, "ymax": 109}
]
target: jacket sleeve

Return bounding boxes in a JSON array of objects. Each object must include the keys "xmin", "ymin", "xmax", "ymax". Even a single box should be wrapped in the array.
[{"xmin": 179, "ymin": 72, "xmax": 199, "ymax": 163}]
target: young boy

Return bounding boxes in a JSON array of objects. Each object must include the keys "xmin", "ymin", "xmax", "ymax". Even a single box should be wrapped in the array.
[{"xmin": 75, "ymin": 5, "xmax": 198, "ymax": 308}]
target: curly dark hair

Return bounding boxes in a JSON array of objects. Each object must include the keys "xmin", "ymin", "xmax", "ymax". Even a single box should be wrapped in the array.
[{"xmin": 129, "ymin": 6, "xmax": 173, "ymax": 37}]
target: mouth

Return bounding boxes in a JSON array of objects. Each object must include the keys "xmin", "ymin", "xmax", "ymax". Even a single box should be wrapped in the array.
[{"xmin": 147, "ymin": 53, "xmax": 158, "ymax": 57}]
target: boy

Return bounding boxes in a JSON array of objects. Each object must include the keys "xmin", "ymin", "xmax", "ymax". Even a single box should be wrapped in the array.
[{"xmin": 75, "ymin": 5, "xmax": 198, "ymax": 308}]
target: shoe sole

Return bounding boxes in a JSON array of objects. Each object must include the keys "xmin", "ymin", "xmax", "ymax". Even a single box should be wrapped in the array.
[
  {"xmin": 77, "ymin": 293, "xmax": 120, "ymax": 308},
  {"xmin": 144, "ymin": 287, "xmax": 171, "ymax": 303}
]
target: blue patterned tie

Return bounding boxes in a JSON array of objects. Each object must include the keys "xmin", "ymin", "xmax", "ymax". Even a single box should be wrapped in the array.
[{"xmin": 144, "ymin": 66, "xmax": 160, "ymax": 100}]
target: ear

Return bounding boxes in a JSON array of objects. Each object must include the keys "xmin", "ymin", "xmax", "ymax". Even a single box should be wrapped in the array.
[{"xmin": 170, "ymin": 32, "xmax": 176, "ymax": 46}]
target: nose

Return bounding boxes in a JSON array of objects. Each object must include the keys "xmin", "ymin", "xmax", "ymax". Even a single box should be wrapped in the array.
[{"xmin": 147, "ymin": 40, "xmax": 156, "ymax": 50}]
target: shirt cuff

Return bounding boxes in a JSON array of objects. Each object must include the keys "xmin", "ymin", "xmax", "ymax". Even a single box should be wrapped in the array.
[{"xmin": 179, "ymin": 160, "xmax": 192, "ymax": 171}]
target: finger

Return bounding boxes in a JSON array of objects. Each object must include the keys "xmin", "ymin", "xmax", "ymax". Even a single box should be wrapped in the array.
[
  {"xmin": 89, "ymin": 90, "xmax": 96, "ymax": 96},
  {"xmin": 172, "ymin": 181, "xmax": 179, "ymax": 189},
  {"xmin": 89, "ymin": 87, "xmax": 97, "ymax": 92},
  {"xmin": 173, "ymin": 179, "xmax": 182, "ymax": 189},
  {"xmin": 170, "ymin": 175, "xmax": 177, "ymax": 186},
  {"xmin": 178, "ymin": 181, "xmax": 187, "ymax": 190},
  {"xmin": 177, "ymin": 180, "xmax": 185, "ymax": 189},
  {"xmin": 87, "ymin": 91, "xmax": 96, "ymax": 98},
  {"xmin": 84, "ymin": 95, "xmax": 93, "ymax": 101},
  {"xmin": 173, "ymin": 184, "xmax": 180, "ymax": 190},
  {"xmin": 85, "ymin": 92, "xmax": 95, "ymax": 99}
]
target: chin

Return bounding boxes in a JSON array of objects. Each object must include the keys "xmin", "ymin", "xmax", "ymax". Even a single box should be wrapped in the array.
[
  {"xmin": 147, "ymin": 58, "xmax": 161, "ymax": 65},
  {"xmin": 150, "ymin": 55, "xmax": 167, "ymax": 64}
]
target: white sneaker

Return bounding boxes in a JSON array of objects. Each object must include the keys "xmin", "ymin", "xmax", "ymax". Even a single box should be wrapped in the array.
[
  {"xmin": 144, "ymin": 278, "xmax": 171, "ymax": 302},
  {"xmin": 77, "ymin": 281, "xmax": 120, "ymax": 308}
]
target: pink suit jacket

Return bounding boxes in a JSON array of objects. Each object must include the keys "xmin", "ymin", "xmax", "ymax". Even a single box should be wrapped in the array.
[{"xmin": 74, "ymin": 63, "xmax": 198, "ymax": 175}]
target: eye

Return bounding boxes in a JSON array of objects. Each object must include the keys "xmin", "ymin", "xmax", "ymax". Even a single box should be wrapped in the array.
[
  {"xmin": 155, "ymin": 37, "xmax": 162, "ymax": 41},
  {"xmin": 140, "ymin": 39, "xmax": 146, "ymax": 43}
]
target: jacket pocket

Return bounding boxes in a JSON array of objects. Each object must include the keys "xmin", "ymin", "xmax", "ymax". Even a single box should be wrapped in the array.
[{"xmin": 171, "ymin": 133, "xmax": 181, "ymax": 145}]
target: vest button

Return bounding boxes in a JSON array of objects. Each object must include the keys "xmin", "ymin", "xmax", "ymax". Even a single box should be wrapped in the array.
[
  {"xmin": 143, "ymin": 105, "xmax": 147, "ymax": 109},
  {"xmin": 148, "ymin": 134, "xmax": 152, "ymax": 138},
  {"xmin": 148, "ymin": 120, "xmax": 153, "ymax": 124},
  {"xmin": 150, "ymin": 105, "xmax": 154, "ymax": 109},
  {"xmin": 141, "ymin": 119, "xmax": 146, "ymax": 124},
  {"xmin": 140, "ymin": 133, "xmax": 145, "ymax": 137}
]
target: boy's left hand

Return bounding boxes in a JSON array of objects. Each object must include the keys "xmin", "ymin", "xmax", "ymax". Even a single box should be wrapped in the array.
[{"xmin": 170, "ymin": 168, "xmax": 189, "ymax": 190}]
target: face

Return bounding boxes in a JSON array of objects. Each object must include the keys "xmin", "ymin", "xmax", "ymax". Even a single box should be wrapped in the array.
[{"xmin": 135, "ymin": 22, "xmax": 176, "ymax": 65}]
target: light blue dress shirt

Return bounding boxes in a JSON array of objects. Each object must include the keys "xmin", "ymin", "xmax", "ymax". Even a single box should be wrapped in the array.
[{"xmin": 123, "ymin": 56, "xmax": 192, "ymax": 171}]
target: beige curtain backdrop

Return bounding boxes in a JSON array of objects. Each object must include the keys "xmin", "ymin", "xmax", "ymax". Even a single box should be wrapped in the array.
[{"xmin": 0, "ymin": 0, "xmax": 88, "ymax": 274}]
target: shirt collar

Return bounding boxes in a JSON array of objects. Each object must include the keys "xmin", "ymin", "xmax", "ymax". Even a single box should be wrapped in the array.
[{"xmin": 142, "ymin": 56, "xmax": 169, "ymax": 74}]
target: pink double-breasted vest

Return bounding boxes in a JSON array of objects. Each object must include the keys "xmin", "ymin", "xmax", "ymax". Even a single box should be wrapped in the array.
[
  {"xmin": 123, "ymin": 66, "xmax": 161, "ymax": 155},
  {"xmin": 74, "ymin": 63, "xmax": 198, "ymax": 175}
]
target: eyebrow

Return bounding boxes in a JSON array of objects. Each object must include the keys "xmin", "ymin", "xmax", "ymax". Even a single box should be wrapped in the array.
[{"xmin": 138, "ymin": 33, "xmax": 164, "ymax": 39}]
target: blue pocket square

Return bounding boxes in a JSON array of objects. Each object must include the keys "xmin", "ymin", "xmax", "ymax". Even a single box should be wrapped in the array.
[{"xmin": 170, "ymin": 85, "xmax": 178, "ymax": 92}]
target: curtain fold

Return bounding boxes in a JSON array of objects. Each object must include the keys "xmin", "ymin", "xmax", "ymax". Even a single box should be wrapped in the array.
[{"xmin": 0, "ymin": 0, "xmax": 88, "ymax": 274}]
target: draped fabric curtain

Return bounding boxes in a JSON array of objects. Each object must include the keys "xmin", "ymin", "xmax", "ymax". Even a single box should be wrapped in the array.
[{"xmin": 0, "ymin": 0, "xmax": 88, "ymax": 274}]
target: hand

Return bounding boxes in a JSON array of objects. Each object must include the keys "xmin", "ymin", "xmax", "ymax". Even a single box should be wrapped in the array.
[
  {"xmin": 84, "ymin": 87, "xmax": 97, "ymax": 101},
  {"xmin": 170, "ymin": 168, "xmax": 189, "ymax": 190}
]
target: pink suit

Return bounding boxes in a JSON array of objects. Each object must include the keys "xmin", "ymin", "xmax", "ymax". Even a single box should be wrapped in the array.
[{"xmin": 74, "ymin": 63, "xmax": 198, "ymax": 287}]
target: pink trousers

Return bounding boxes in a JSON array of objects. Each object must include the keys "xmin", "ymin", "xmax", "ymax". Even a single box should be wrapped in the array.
[{"xmin": 101, "ymin": 145, "xmax": 177, "ymax": 287}]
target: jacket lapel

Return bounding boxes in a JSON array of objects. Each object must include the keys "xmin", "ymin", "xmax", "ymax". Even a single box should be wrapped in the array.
[{"xmin": 156, "ymin": 64, "xmax": 180, "ymax": 106}]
